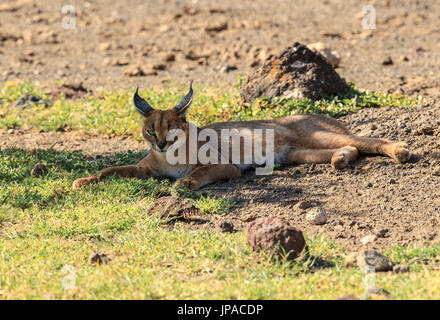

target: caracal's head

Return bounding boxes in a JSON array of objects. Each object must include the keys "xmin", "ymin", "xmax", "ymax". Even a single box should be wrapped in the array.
[{"xmin": 133, "ymin": 82, "xmax": 193, "ymax": 153}]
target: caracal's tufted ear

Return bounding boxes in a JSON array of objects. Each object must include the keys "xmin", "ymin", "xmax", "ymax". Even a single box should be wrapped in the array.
[
  {"xmin": 133, "ymin": 88, "xmax": 154, "ymax": 117},
  {"xmin": 173, "ymin": 81, "xmax": 193, "ymax": 118}
]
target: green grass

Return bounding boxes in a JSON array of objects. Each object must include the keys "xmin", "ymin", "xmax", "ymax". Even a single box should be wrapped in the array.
[
  {"xmin": 0, "ymin": 81, "xmax": 438, "ymax": 299},
  {"xmin": 0, "ymin": 80, "xmax": 425, "ymax": 140}
]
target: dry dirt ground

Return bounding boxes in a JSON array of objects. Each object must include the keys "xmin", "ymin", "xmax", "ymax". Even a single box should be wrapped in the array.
[
  {"xmin": 1, "ymin": 0, "xmax": 440, "ymax": 96},
  {"xmin": 1, "ymin": 0, "xmax": 440, "ymax": 250}
]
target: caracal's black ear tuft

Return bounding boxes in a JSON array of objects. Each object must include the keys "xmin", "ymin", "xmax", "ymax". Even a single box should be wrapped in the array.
[
  {"xmin": 134, "ymin": 87, "xmax": 154, "ymax": 117},
  {"xmin": 174, "ymin": 80, "xmax": 193, "ymax": 116}
]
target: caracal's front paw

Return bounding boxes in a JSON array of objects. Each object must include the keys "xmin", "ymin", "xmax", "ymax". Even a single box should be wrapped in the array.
[
  {"xmin": 392, "ymin": 142, "xmax": 410, "ymax": 163},
  {"xmin": 174, "ymin": 177, "xmax": 202, "ymax": 190},
  {"xmin": 72, "ymin": 176, "xmax": 98, "ymax": 190},
  {"xmin": 331, "ymin": 146, "xmax": 358, "ymax": 170}
]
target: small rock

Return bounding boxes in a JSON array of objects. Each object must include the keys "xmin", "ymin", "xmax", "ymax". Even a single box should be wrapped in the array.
[
  {"xmin": 220, "ymin": 64, "xmax": 238, "ymax": 73},
  {"xmin": 293, "ymin": 200, "xmax": 314, "ymax": 212},
  {"xmin": 147, "ymin": 196, "xmax": 199, "ymax": 220},
  {"xmin": 98, "ymin": 42, "xmax": 111, "ymax": 51},
  {"xmin": 151, "ymin": 63, "xmax": 166, "ymax": 71},
  {"xmin": 361, "ymin": 234, "xmax": 378, "ymax": 245},
  {"xmin": 400, "ymin": 55, "xmax": 409, "ymax": 62},
  {"xmin": 292, "ymin": 187, "xmax": 302, "ymax": 194},
  {"xmin": 205, "ymin": 21, "xmax": 228, "ymax": 32},
  {"xmin": 219, "ymin": 221, "xmax": 234, "ymax": 233},
  {"xmin": 111, "ymin": 58, "xmax": 129, "ymax": 66},
  {"xmin": 88, "ymin": 253, "xmax": 111, "ymax": 265},
  {"xmin": 305, "ymin": 207, "xmax": 328, "ymax": 225},
  {"xmin": 49, "ymin": 82, "xmax": 90, "ymax": 99},
  {"xmin": 247, "ymin": 216, "xmax": 306, "ymax": 261},
  {"xmin": 375, "ymin": 228, "xmax": 389, "ymax": 238},
  {"xmin": 162, "ymin": 53, "xmax": 175, "ymax": 63},
  {"xmin": 241, "ymin": 213, "xmax": 257, "ymax": 222},
  {"xmin": 382, "ymin": 57, "xmax": 393, "ymax": 65},
  {"xmin": 433, "ymin": 167, "xmax": 440, "ymax": 176},
  {"xmin": 344, "ymin": 252, "xmax": 358, "ymax": 267},
  {"xmin": 31, "ymin": 163, "xmax": 47, "ymax": 177},
  {"xmin": 124, "ymin": 65, "xmax": 146, "ymax": 77},
  {"xmin": 0, "ymin": 3, "xmax": 22, "ymax": 12},
  {"xmin": 393, "ymin": 264, "xmax": 410, "ymax": 273},
  {"xmin": 13, "ymin": 94, "xmax": 51, "ymax": 109},
  {"xmin": 357, "ymin": 250, "xmax": 393, "ymax": 272},
  {"xmin": 307, "ymin": 42, "xmax": 341, "ymax": 68}
]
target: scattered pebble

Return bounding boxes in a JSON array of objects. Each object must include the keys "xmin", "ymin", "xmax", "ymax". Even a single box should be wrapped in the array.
[
  {"xmin": 88, "ymin": 253, "xmax": 111, "ymax": 265},
  {"xmin": 307, "ymin": 42, "xmax": 341, "ymax": 67},
  {"xmin": 293, "ymin": 200, "xmax": 314, "ymax": 212},
  {"xmin": 218, "ymin": 221, "xmax": 235, "ymax": 233},
  {"xmin": 205, "ymin": 21, "xmax": 228, "ymax": 32},
  {"xmin": 13, "ymin": 93, "xmax": 51, "ymax": 109},
  {"xmin": 375, "ymin": 229, "xmax": 389, "ymax": 238},
  {"xmin": 241, "ymin": 213, "xmax": 257, "ymax": 222},
  {"xmin": 162, "ymin": 53, "xmax": 175, "ymax": 63},
  {"xmin": 147, "ymin": 196, "xmax": 199, "ymax": 220},
  {"xmin": 393, "ymin": 264, "xmax": 410, "ymax": 273},
  {"xmin": 357, "ymin": 250, "xmax": 393, "ymax": 272},
  {"xmin": 31, "ymin": 163, "xmax": 48, "ymax": 177},
  {"xmin": 382, "ymin": 57, "xmax": 393, "ymax": 65},
  {"xmin": 124, "ymin": 65, "xmax": 146, "ymax": 77},
  {"xmin": 361, "ymin": 234, "xmax": 378, "ymax": 245},
  {"xmin": 305, "ymin": 207, "xmax": 328, "ymax": 225}
]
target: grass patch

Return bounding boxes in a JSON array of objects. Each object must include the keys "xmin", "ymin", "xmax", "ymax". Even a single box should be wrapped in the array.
[
  {"xmin": 0, "ymin": 81, "xmax": 437, "ymax": 299},
  {"xmin": 0, "ymin": 145, "xmax": 439, "ymax": 299},
  {"xmin": 0, "ymin": 80, "xmax": 425, "ymax": 140}
]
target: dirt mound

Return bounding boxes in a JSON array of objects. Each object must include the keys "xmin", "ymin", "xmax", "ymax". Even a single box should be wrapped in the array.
[
  {"xmin": 240, "ymin": 42, "xmax": 347, "ymax": 102},
  {"xmin": 147, "ymin": 196, "xmax": 199, "ymax": 220},
  {"xmin": 13, "ymin": 93, "xmax": 51, "ymax": 109},
  {"xmin": 49, "ymin": 82, "xmax": 90, "ymax": 100},
  {"xmin": 247, "ymin": 216, "xmax": 306, "ymax": 261}
]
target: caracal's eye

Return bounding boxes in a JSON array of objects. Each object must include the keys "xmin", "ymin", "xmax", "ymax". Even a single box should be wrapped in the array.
[{"xmin": 146, "ymin": 129, "xmax": 156, "ymax": 136}]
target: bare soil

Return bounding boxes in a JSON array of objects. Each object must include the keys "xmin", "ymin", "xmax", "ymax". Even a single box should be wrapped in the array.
[
  {"xmin": 1, "ymin": 0, "xmax": 440, "ymax": 250},
  {"xmin": 1, "ymin": 0, "xmax": 440, "ymax": 97}
]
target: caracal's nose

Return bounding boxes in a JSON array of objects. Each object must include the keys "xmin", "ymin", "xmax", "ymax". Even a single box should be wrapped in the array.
[{"xmin": 157, "ymin": 141, "xmax": 166, "ymax": 150}]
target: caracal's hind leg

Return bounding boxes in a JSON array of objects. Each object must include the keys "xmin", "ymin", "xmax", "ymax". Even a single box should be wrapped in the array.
[
  {"xmin": 348, "ymin": 136, "xmax": 410, "ymax": 163},
  {"xmin": 175, "ymin": 164, "xmax": 241, "ymax": 190},
  {"xmin": 306, "ymin": 132, "xmax": 410, "ymax": 164},
  {"xmin": 287, "ymin": 146, "xmax": 359, "ymax": 169}
]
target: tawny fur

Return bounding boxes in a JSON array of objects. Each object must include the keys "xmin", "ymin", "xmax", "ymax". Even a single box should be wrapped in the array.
[{"xmin": 73, "ymin": 101, "xmax": 410, "ymax": 190}]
